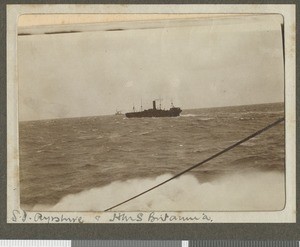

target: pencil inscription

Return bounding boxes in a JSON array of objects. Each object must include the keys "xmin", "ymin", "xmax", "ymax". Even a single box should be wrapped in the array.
[
  {"xmin": 11, "ymin": 210, "xmax": 84, "ymax": 223},
  {"xmin": 107, "ymin": 212, "xmax": 213, "ymax": 223}
]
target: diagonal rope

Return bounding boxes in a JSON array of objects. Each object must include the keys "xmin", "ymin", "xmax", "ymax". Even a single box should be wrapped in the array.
[{"xmin": 104, "ymin": 117, "xmax": 284, "ymax": 211}]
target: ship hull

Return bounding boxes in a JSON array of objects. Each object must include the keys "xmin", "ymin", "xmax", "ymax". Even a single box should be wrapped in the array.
[{"xmin": 125, "ymin": 108, "xmax": 182, "ymax": 118}]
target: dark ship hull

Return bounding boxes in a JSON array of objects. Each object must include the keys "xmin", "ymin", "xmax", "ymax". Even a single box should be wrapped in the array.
[{"xmin": 125, "ymin": 100, "xmax": 182, "ymax": 118}]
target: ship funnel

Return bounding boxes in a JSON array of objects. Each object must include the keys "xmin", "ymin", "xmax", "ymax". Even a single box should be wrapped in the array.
[{"xmin": 153, "ymin": 100, "xmax": 156, "ymax": 110}]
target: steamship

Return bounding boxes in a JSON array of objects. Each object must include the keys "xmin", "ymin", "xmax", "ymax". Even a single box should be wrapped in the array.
[{"xmin": 125, "ymin": 100, "xmax": 182, "ymax": 118}]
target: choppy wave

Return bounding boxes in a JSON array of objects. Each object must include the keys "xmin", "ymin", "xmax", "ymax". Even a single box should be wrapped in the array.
[
  {"xmin": 180, "ymin": 114, "xmax": 214, "ymax": 121},
  {"xmin": 180, "ymin": 114, "xmax": 198, "ymax": 117},
  {"xmin": 199, "ymin": 118, "xmax": 214, "ymax": 121},
  {"xmin": 20, "ymin": 103, "xmax": 285, "ymax": 208},
  {"xmin": 242, "ymin": 111, "xmax": 284, "ymax": 115},
  {"xmin": 32, "ymin": 171, "xmax": 285, "ymax": 211}
]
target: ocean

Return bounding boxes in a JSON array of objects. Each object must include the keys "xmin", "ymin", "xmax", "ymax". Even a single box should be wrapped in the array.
[{"xmin": 19, "ymin": 103, "xmax": 285, "ymax": 211}]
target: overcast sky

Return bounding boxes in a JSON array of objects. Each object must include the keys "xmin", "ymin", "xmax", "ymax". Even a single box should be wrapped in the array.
[{"xmin": 18, "ymin": 15, "xmax": 284, "ymax": 121}]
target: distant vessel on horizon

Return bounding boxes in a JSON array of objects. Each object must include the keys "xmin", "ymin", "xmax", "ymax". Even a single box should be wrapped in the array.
[
  {"xmin": 115, "ymin": 110, "xmax": 123, "ymax": 116},
  {"xmin": 125, "ymin": 100, "xmax": 182, "ymax": 118}
]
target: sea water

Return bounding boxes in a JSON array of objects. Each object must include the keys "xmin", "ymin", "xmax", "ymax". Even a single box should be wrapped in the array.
[{"xmin": 19, "ymin": 103, "xmax": 285, "ymax": 211}]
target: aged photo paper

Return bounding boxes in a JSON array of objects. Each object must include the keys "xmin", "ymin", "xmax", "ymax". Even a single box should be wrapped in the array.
[{"xmin": 7, "ymin": 4, "xmax": 296, "ymax": 223}]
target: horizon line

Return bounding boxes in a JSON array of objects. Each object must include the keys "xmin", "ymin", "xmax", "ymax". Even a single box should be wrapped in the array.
[{"xmin": 19, "ymin": 101, "xmax": 284, "ymax": 123}]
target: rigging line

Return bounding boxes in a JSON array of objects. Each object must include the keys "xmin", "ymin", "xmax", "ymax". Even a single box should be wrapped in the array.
[{"xmin": 104, "ymin": 117, "xmax": 285, "ymax": 212}]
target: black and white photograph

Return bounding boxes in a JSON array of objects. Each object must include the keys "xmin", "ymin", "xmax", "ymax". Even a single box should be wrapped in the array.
[{"xmin": 16, "ymin": 13, "xmax": 286, "ymax": 214}]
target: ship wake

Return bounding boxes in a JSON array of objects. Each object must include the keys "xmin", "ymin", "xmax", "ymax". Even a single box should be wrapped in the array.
[{"xmin": 30, "ymin": 170, "xmax": 285, "ymax": 212}]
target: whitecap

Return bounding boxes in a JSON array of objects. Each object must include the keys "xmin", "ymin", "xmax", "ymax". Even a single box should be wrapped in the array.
[{"xmin": 33, "ymin": 171, "xmax": 285, "ymax": 211}]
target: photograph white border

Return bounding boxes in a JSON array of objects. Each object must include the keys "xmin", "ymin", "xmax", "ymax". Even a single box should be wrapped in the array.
[{"xmin": 7, "ymin": 4, "xmax": 296, "ymax": 223}]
